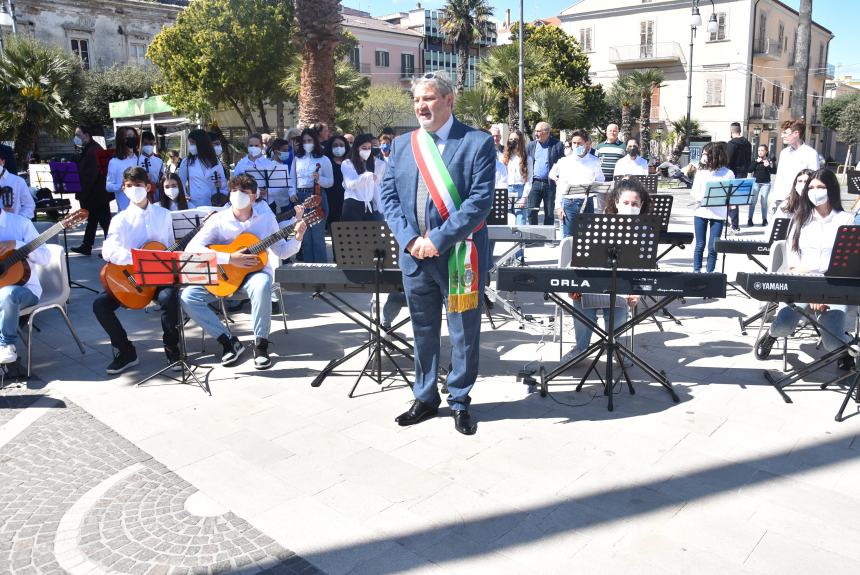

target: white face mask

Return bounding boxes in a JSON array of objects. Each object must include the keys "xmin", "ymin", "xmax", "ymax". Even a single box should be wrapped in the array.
[
  {"xmin": 142, "ymin": 144, "xmax": 155, "ymax": 155},
  {"xmin": 213, "ymin": 144, "xmax": 223, "ymax": 156},
  {"xmin": 164, "ymin": 186, "xmax": 180, "ymax": 200},
  {"xmin": 807, "ymin": 187, "xmax": 829, "ymax": 207},
  {"xmin": 125, "ymin": 186, "xmax": 148, "ymax": 205},
  {"xmin": 188, "ymin": 144, "xmax": 198, "ymax": 156},
  {"xmin": 359, "ymin": 149, "xmax": 372, "ymax": 161},
  {"xmin": 617, "ymin": 204, "xmax": 641, "ymax": 216},
  {"xmin": 303, "ymin": 143, "xmax": 314, "ymax": 154},
  {"xmin": 332, "ymin": 146, "xmax": 346, "ymax": 157},
  {"xmin": 230, "ymin": 190, "xmax": 253, "ymax": 209},
  {"xmin": 247, "ymin": 146, "xmax": 261, "ymax": 157}
]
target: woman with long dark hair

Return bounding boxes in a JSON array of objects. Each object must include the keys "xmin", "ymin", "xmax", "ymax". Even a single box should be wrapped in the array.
[
  {"xmin": 159, "ymin": 173, "xmax": 190, "ymax": 211},
  {"xmin": 755, "ymin": 169, "xmax": 856, "ymax": 366},
  {"xmin": 340, "ymin": 133, "xmax": 385, "ymax": 222},
  {"xmin": 503, "ymin": 129, "xmax": 530, "ymax": 263},
  {"xmin": 325, "ymin": 134, "xmax": 350, "ymax": 226},
  {"xmin": 289, "ymin": 127, "xmax": 333, "ymax": 262},
  {"xmin": 106, "ymin": 127, "xmax": 140, "ymax": 211},
  {"xmin": 691, "ymin": 141, "xmax": 734, "ymax": 273},
  {"xmin": 177, "ymin": 129, "xmax": 227, "ymax": 207}
]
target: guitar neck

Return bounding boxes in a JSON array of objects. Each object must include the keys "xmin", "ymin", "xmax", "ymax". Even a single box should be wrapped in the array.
[
  {"xmin": 5, "ymin": 221, "xmax": 64, "ymax": 265},
  {"xmin": 247, "ymin": 221, "xmax": 297, "ymax": 255}
]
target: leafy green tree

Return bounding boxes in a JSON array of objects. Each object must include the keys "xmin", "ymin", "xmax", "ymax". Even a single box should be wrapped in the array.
[
  {"xmin": 836, "ymin": 98, "xmax": 860, "ymax": 167},
  {"xmin": 439, "ymin": 0, "xmax": 494, "ymax": 94},
  {"xmin": 477, "ymin": 43, "xmax": 547, "ymax": 130},
  {"xmin": 608, "ymin": 76, "xmax": 639, "ymax": 141},
  {"xmin": 283, "ymin": 58, "xmax": 369, "ymax": 128},
  {"xmin": 820, "ymin": 92, "xmax": 860, "ymax": 133},
  {"xmin": 669, "ymin": 116, "xmax": 703, "ymax": 164},
  {"xmin": 525, "ymin": 85, "xmax": 583, "ymax": 132},
  {"xmin": 346, "ymin": 84, "xmax": 413, "ymax": 135},
  {"xmin": 147, "ymin": 0, "xmax": 293, "ymax": 133},
  {"xmin": 75, "ymin": 65, "xmax": 161, "ymax": 129},
  {"xmin": 627, "ymin": 69, "xmax": 665, "ymax": 160},
  {"xmin": 454, "ymin": 85, "xmax": 499, "ymax": 129},
  {"xmin": 0, "ymin": 37, "xmax": 81, "ymax": 167}
]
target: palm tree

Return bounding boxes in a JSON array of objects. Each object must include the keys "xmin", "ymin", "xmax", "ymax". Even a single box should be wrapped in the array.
[
  {"xmin": 439, "ymin": 0, "xmax": 494, "ymax": 94},
  {"xmin": 669, "ymin": 116, "xmax": 703, "ymax": 164},
  {"xmin": 283, "ymin": 57, "xmax": 370, "ymax": 121},
  {"xmin": 525, "ymin": 86, "xmax": 583, "ymax": 132},
  {"xmin": 294, "ymin": 0, "xmax": 343, "ymax": 127},
  {"xmin": 454, "ymin": 85, "xmax": 499, "ymax": 129},
  {"xmin": 608, "ymin": 76, "xmax": 638, "ymax": 141},
  {"xmin": 477, "ymin": 43, "xmax": 546, "ymax": 130},
  {"xmin": 627, "ymin": 69, "xmax": 665, "ymax": 160},
  {"xmin": 0, "ymin": 37, "xmax": 80, "ymax": 168}
]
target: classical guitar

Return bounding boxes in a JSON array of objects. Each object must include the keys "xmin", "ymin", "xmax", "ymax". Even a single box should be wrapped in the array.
[
  {"xmin": 0, "ymin": 209, "xmax": 89, "ymax": 288},
  {"xmin": 205, "ymin": 205, "xmax": 325, "ymax": 298}
]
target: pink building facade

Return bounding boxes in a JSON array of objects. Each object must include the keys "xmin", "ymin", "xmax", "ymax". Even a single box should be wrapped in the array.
[{"xmin": 342, "ymin": 8, "xmax": 424, "ymax": 87}]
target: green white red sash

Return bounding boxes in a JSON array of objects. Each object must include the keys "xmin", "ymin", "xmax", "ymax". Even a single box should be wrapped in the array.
[{"xmin": 411, "ymin": 128, "xmax": 480, "ymax": 313}]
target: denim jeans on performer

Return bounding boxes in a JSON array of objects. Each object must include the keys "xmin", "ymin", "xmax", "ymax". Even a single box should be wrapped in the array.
[
  {"xmin": 572, "ymin": 298, "xmax": 628, "ymax": 352},
  {"xmin": 562, "ymin": 196, "xmax": 594, "ymax": 238},
  {"xmin": 296, "ymin": 188, "xmax": 328, "ymax": 263},
  {"xmin": 693, "ymin": 216, "xmax": 724, "ymax": 273},
  {"xmin": 181, "ymin": 271, "xmax": 273, "ymax": 340},
  {"xmin": 769, "ymin": 303, "xmax": 853, "ymax": 352},
  {"xmin": 510, "ymin": 183, "xmax": 527, "ymax": 260},
  {"xmin": 0, "ymin": 286, "xmax": 38, "ymax": 346}
]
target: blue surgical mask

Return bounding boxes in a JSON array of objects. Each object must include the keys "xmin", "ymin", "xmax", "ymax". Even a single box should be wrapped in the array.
[
  {"xmin": 575, "ymin": 145, "xmax": 586, "ymax": 156},
  {"xmin": 279, "ymin": 151, "xmax": 290, "ymax": 163},
  {"xmin": 380, "ymin": 143, "xmax": 391, "ymax": 153}
]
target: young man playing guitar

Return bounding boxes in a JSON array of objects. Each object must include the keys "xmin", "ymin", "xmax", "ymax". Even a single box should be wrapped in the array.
[
  {"xmin": 93, "ymin": 166, "xmax": 179, "ymax": 375},
  {"xmin": 181, "ymin": 174, "xmax": 307, "ymax": 369},
  {"xmin": 0, "ymin": 206, "xmax": 51, "ymax": 364}
]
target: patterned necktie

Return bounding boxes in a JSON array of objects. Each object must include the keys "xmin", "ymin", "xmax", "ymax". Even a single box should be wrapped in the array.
[{"xmin": 416, "ymin": 132, "xmax": 438, "ymax": 235}]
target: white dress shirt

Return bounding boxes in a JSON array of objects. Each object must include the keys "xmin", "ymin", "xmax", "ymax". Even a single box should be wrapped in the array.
[
  {"xmin": 613, "ymin": 155, "xmax": 649, "ymax": 177},
  {"xmin": 494, "ymin": 160, "xmax": 508, "ymax": 189},
  {"xmin": 786, "ymin": 208, "xmax": 855, "ymax": 274},
  {"xmin": 691, "ymin": 167, "xmax": 735, "ymax": 220},
  {"xmin": 185, "ymin": 207, "xmax": 301, "ymax": 277},
  {"xmin": 342, "ymin": 158, "xmax": 386, "ymax": 212},
  {"xmin": 0, "ymin": 210, "xmax": 50, "ymax": 298},
  {"xmin": 772, "ymin": 143, "xmax": 820, "ymax": 204},
  {"xmin": 177, "ymin": 157, "xmax": 228, "ymax": 208},
  {"xmin": 505, "ymin": 154, "xmax": 531, "ymax": 187},
  {"xmin": 552, "ymin": 152, "xmax": 605, "ymax": 208},
  {"xmin": 106, "ymin": 155, "xmax": 140, "ymax": 211},
  {"xmin": 0, "ymin": 169, "xmax": 35, "ymax": 219},
  {"xmin": 101, "ymin": 202, "xmax": 176, "ymax": 266},
  {"xmin": 431, "ymin": 114, "xmax": 455, "ymax": 154},
  {"xmin": 137, "ymin": 154, "xmax": 164, "ymax": 188},
  {"xmin": 289, "ymin": 155, "xmax": 334, "ymax": 194}
]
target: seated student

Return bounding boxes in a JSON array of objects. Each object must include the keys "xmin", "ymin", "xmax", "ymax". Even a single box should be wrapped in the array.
[
  {"xmin": 755, "ymin": 169, "xmax": 857, "ymax": 367},
  {"xmin": 769, "ymin": 168, "xmax": 814, "ymax": 227},
  {"xmin": 232, "ymin": 133, "xmax": 278, "ymax": 205},
  {"xmin": 159, "ymin": 173, "xmax": 192, "ymax": 211},
  {"xmin": 138, "ymin": 131, "xmax": 163, "ymax": 191},
  {"xmin": 0, "ymin": 207, "xmax": 50, "ymax": 364},
  {"xmin": 0, "ymin": 153, "xmax": 35, "ymax": 219},
  {"xmin": 92, "ymin": 167, "xmax": 179, "ymax": 375},
  {"xmin": 563, "ymin": 178, "xmax": 650, "ymax": 360},
  {"xmin": 180, "ymin": 174, "xmax": 306, "ymax": 370}
]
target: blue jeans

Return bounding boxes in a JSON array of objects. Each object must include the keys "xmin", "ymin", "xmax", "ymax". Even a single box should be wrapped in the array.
[
  {"xmin": 526, "ymin": 180, "xmax": 555, "ymax": 225},
  {"xmin": 693, "ymin": 216, "xmax": 724, "ymax": 273},
  {"xmin": 750, "ymin": 183, "xmax": 771, "ymax": 223},
  {"xmin": 510, "ymin": 184, "xmax": 527, "ymax": 259},
  {"xmin": 573, "ymin": 299, "xmax": 628, "ymax": 351},
  {"xmin": 768, "ymin": 303, "xmax": 852, "ymax": 352},
  {"xmin": 0, "ymin": 286, "xmax": 38, "ymax": 346},
  {"xmin": 297, "ymin": 188, "xmax": 328, "ymax": 263},
  {"xmin": 181, "ymin": 271, "xmax": 273, "ymax": 340},
  {"xmin": 562, "ymin": 196, "xmax": 594, "ymax": 238}
]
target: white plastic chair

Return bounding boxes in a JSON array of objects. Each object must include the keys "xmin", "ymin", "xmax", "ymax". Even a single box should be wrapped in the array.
[{"xmin": 18, "ymin": 244, "xmax": 85, "ymax": 376}]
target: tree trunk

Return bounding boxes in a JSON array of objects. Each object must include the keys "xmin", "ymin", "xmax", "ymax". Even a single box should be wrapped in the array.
[
  {"xmin": 299, "ymin": 43, "xmax": 337, "ymax": 128},
  {"xmin": 13, "ymin": 118, "xmax": 37, "ymax": 171},
  {"xmin": 671, "ymin": 134, "xmax": 687, "ymax": 164},
  {"xmin": 791, "ymin": 0, "xmax": 813, "ymax": 120},
  {"xmin": 507, "ymin": 96, "xmax": 518, "ymax": 132},
  {"xmin": 621, "ymin": 105, "xmax": 632, "ymax": 141},
  {"xmin": 227, "ymin": 98, "xmax": 255, "ymax": 133},
  {"xmin": 276, "ymin": 102, "xmax": 285, "ymax": 137},
  {"xmin": 257, "ymin": 99, "xmax": 271, "ymax": 133},
  {"xmin": 640, "ymin": 93, "xmax": 652, "ymax": 160},
  {"xmin": 456, "ymin": 41, "xmax": 468, "ymax": 94}
]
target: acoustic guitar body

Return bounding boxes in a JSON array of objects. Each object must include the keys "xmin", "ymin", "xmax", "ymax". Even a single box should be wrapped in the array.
[
  {"xmin": 100, "ymin": 241, "xmax": 166, "ymax": 309},
  {"xmin": 205, "ymin": 233, "xmax": 268, "ymax": 298},
  {"xmin": 0, "ymin": 247, "xmax": 31, "ymax": 288}
]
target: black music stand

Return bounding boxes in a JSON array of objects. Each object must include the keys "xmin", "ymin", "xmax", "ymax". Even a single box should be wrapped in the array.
[
  {"xmin": 613, "ymin": 174, "xmax": 658, "ymax": 195},
  {"xmin": 132, "ymin": 249, "xmax": 219, "ymax": 395},
  {"xmin": 847, "ymin": 170, "xmax": 860, "ymax": 196},
  {"xmin": 540, "ymin": 213, "xmax": 680, "ymax": 411},
  {"xmin": 48, "ymin": 162, "xmax": 97, "ymax": 293},
  {"xmin": 487, "ymin": 188, "xmax": 509, "ymax": 225},
  {"xmin": 245, "ymin": 168, "xmax": 289, "ymax": 206},
  {"xmin": 313, "ymin": 222, "xmax": 412, "ymax": 397}
]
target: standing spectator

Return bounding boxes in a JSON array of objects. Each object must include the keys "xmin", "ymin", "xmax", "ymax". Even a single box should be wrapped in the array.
[
  {"xmin": 261, "ymin": 133, "xmax": 274, "ymax": 158},
  {"xmin": 343, "ymin": 133, "xmax": 355, "ymax": 147},
  {"xmin": 166, "ymin": 150, "xmax": 181, "ymax": 175},
  {"xmin": 379, "ymin": 133, "xmax": 393, "ymax": 161},
  {"xmin": 177, "ymin": 129, "xmax": 228, "ymax": 208},
  {"xmin": 726, "ymin": 122, "xmax": 752, "ymax": 233},
  {"xmin": 749, "ymin": 144, "xmax": 776, "ymax": 226},
  {"xmin": 71, "ymin": 125, "xmax": 111, "ymax": 255},
  {"xmin": 289, "ymin": 128, "xmax": 333, "ymax": 262},
  {"xmin": 770, "ymin": 119, "xmax": 820, "ymax": 212},
  {"xmin": 552, "ymin": 129, "xmax": 605, "ymax": 238},
  {"xmin": 613, "ymin": 138, "xmax": 649, "ymax": 177},
  {"xmin": 490, "ymin": 126, "xmax": 505, "ymax": 160},
  {"xmin": 269, "ymin": 138, "xmax": 294, "ymax": 213},
  {"xmin": 526, "ymin": 121, "xmax": 565, "ymax": 225},
  {"xmin": 691, "ymin": 142, "xmax": 735, "ymax": 273},
  {"xmin": 502, "ymin": 129, "xmax": 531, "ymax": 263},
  {"xmin": 106, "ymin": 127, "xmax": 140, "ymax": 212},
  {"xmin": 595, "ymin": 123, "xmax": 625, "ymax": 180},
  {"xmin": 325, "ymin": 134, "xmax": 349, "ymax": 226}
]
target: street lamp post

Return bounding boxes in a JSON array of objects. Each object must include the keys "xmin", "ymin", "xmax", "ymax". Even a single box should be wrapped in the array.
[
  {"xmin": 518, "ymin": 0, "xmax": 524, "ymax": 132},
  {"xmin": 685, "ymin": 0, "xmax": 719, "ymax": 161}
]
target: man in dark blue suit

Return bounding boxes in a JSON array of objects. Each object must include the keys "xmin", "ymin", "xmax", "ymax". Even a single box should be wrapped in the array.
[{"xmin": 379, "ymin": 71, "xmax": 495, "ymax": 435}]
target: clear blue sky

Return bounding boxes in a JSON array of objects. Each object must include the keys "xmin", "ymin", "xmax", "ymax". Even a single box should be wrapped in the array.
[{"xmin": 343, "ymin": 0, "xmax": 857, "ymax": 77}]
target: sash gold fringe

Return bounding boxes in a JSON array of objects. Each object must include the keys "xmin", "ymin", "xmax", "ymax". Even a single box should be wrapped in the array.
[{"xmin": 448, "ymin": 291, "xmax": 479, "ymax": 313}]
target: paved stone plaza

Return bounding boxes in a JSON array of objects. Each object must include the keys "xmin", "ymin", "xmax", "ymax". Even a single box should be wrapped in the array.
[{"xmin": 2, "ymin": 188, "xmax": 860, "ymax": 574}]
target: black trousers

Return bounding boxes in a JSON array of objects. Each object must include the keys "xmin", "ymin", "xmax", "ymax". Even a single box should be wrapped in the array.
[
  {"xmin": 93, "ymin": 287, "xmax": 180, "ymax": 350},
  {"xmin": 81, "ymin": 200, "xmax": 112, "ymax": 248}
]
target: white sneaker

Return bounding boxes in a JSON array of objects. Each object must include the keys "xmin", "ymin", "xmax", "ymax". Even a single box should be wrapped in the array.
[
  {"xmin": 560, "ymin": 348, "xmax": 583, "ymax": 363},
  {"xmin": 0, "ymin": 344, "xmax": 17, "ymax": 364}
]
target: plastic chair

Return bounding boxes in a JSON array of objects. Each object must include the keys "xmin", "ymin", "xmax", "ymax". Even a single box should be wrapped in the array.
[{"xmin": 18, "ymin": 244, "xmax": 85, "ymax": 377}]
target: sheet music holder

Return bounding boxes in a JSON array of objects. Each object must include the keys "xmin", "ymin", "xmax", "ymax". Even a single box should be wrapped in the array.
[
  {"xmin": 487, "ymin": 188, "xmax": 509, "ymax": 225},
  {"xmin": 847, "ymin": 170, "xmax": 860, "ymax": 196},
  {"xmin": 701, "ymin": 178, "xmax": 755, "ymax": 277},
  {"xmin": 132, "ymin": 250, "xmax": 219, "ymax": 395},
  {"xmin": 613, "ymin": 174, "xmax": 658, "ymax": 194},
  {"xmin": 48, "ymin": 162, "xmax": 82, "ymax": 195},
  {"xmin": 28, "ymin": 164, "xmax": 55, "ymax": 192},
  {"xmin": 537, "ymin": 213, "xmax": 680, "ymax": 411},
  {"xmin": 245, "ymin": 168, "xmax": 289, "ymax": 204},
  {"xmin": 562, "ymin": 182, "xmax": 612, "ymax": 214}
]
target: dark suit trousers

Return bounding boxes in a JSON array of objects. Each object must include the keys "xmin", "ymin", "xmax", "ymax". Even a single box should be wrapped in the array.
[
  {"xmin": 93, "ymin": 288, "xmax": 179, "ymax": 350},
  {"xmin": 81, "ymin": 199, "xmax": 112, "ymax": 248},
  {"xmin": 526, "ymin": 180, "xmax": 555, "ymax": 226},
  {"xmin": 402, "ymin": 259, "xmax": 483, "ymax": 411}
]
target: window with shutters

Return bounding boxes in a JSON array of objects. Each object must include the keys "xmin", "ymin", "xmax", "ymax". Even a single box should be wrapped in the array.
[
  {"xmin": 640, "ymin": 20, "xmax": 654, "ymax": 58},
  {"xmin": 129, "ymin": 43, "xmax": 147, "ymax": 67},
  {"xmin": 772, "ymin": 82, "xmax": 783, "ymax": 107},
  {"xmin": 817, "ymin": 43, "xmax": 824, "ymax": 69},
  {"xmin": 400, "ymin": 53, "xmax": 415, "ymax": 78},
  {"xmin": 375, "ymin": 50, "xmax": 389, "ymax": 68},
  {"xmin": 704, "ymin": 77, "xmax": 724, "ymax": 106},
  {"xmin": 708, "ymin": 13, "xmax": 728, "ymax": 41},
  {"xmin": 579, "ymin": 27, "xmax": 593, "ymax": 52},
  {"xmin": 755, "ymin": 78, "xmax": 764, "ymax": 104},
  {"xmin": 70, "ymin": 38, "xmax": 90, "ymax": 69}
]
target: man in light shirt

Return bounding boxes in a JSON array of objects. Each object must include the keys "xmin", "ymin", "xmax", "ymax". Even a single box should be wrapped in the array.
[
  {"xmin": 770, "ymin": 119, "xmax": 820, "ymax": 212},
  {"xmin": 552, "ymin": 129, "xmax": 605, "ymax": 238},
  {"xmin": 613, "ymin": 138, "xmax": 649, "ymax": 177}
]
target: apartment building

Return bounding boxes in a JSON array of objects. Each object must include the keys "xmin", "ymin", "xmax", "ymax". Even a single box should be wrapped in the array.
[{"xmin": 342, "ymin": 7, "xmax": 424, "ymax": 87}]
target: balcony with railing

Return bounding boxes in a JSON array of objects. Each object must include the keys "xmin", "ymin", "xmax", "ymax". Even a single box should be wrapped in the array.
[
  {"xmin": 357, "ymin": 62, "xmax": 371, "ymax": 75},
  {"xmin": 608, "ymin": 42, "xmax": 685, "ymax": 66},
  {"xmin": 815, "ymin": 63, "xmax": 836, "ymax": 79},
  {"xmin": 749, "ymin": 103, "xmax": 780, "ymax": 123},
  {"xmin": 400, "ymin": 65, "xmax": 415, "ymax": 79},
  {"xmin": 754, "ymin": 37, "xmax": 783, "ymax": 60}
]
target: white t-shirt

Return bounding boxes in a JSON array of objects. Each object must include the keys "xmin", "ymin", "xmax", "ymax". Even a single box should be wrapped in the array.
[
  {"xmin": 691, "ymin": 167, "xmax": 735, "ymax": 220},
  {"xmin": 552, "ymin": 153, "xmax": 605, "ymax": 208},
  {"xmin": 613, "ymin": 155, "xmax": 649, "ymax": 177},
  {"xmin": 771, "ymin": 143, "xmax": 820, "ymax": 204}
]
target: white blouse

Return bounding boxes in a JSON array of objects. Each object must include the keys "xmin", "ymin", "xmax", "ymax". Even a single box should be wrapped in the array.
[
  {"xmin": 289, "ymin": 155, "xmax": 334, "ymax": 193},
  {"xmin": 786, "ymin": 208, "xmax": 855, "ymax": 274},
  {"xmin": 691, "ymin": 167, "xmax": 735, "ymax": 220},
  {"xmin": 341, "ymin": 158, "xmax": 385, "ymax": 213},
  {"xmin": 177, "ymin": 157, "xmax": 228, "ymax": 208},
  {"xmin": 106, "ymin": 154, "xmax": 140, "ymax": 211}
]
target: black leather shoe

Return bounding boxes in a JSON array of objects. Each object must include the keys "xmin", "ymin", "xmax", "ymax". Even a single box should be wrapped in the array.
[
  {"xmin": 755, "ymin": 334, "xmax": 777, "ymax": 360},
  {"xmin": 70, "ymin": 245, "xmax": 91, "ymax": 256},
  {"xmin": 452, "ymin": 409, "xmax": 477, "ymax": 435},
  {"xmin": 395, "ymin": 400, "xmax": 438, "ymax": 426}
]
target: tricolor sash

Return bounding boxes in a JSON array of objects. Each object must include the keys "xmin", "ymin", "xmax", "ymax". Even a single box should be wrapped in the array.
[{"xmin": 411, "ymin": 128, "xmax": 480, "ymax": 313}]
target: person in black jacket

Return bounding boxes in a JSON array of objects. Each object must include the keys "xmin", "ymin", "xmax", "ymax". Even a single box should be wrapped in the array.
[
  {"xmin": 71, "ymin": 125, "xmax": 111, "ymax": 255},
  {"xmin": 749, "ymin": 144, "xmax": 776, "ymax": 226},
  {"xmin": 726, "ymin": 122, "xmax": 752, "ymax": 233},
  {"xmin": 0, "ymin": 144, "xmax": 17, "ymax": 175},
  {"xmin": 525, "ymin": 121, "xmax": 565, "ymax": 225}
]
